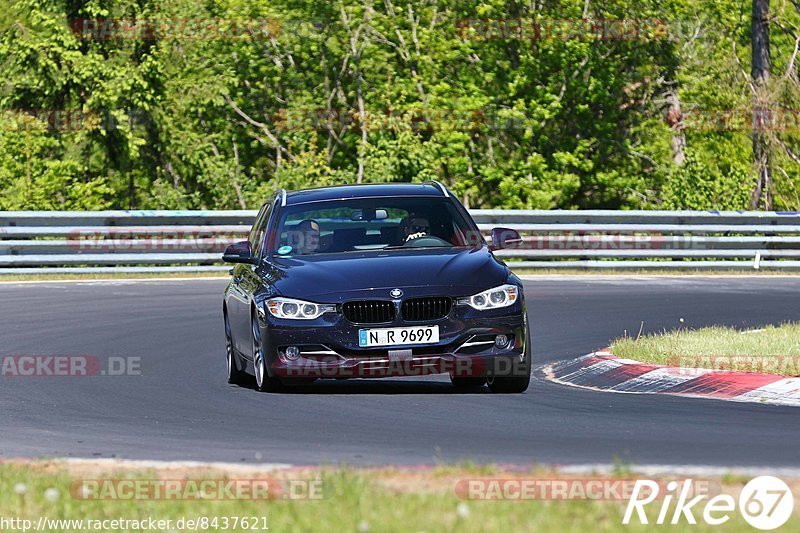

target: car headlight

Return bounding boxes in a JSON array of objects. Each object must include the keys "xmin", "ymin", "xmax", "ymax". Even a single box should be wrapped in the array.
[
  {"xmin": 458, "ymin": 284, "xmax": 519, "ymax": 310},
  {"xmin": 266, "ymin": 297, "xmax": 336, "ymax": 320}
]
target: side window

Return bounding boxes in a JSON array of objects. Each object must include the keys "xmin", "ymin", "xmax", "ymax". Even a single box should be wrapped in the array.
[
  {"xmin": 251, "ymin": 200, "xmax": 274, "ymax": 258},
  {"xmin": 248, "ymin": 204, "xmax": 267, "ymax": 245}
]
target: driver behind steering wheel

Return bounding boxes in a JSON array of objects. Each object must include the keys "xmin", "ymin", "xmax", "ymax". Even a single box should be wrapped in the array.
[{"xmin": 402, "ymin": 215, "xmax": 431, "ymax": 242}]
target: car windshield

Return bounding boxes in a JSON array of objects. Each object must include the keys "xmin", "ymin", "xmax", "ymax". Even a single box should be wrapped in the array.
[{"xmin": 271, "ymin": 197, "xmax": 482, "ymax": 257}]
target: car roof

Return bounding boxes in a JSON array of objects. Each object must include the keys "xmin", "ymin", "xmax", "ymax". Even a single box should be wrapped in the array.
[{"xmin": 283, "ymin": 182, "xmax": 448, "ymax": 206}]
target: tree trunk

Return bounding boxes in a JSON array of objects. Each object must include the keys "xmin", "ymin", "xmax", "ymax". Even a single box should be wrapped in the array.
[
  {"xmin": 751, "ymin": 0, "xmax": 772, "ymax": 210},
  {"xmin": 665, "ymin": 90, "xmax": 686, "ymax": 166}
]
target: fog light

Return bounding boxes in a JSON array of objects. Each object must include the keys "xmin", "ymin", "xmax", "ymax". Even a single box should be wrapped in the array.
[
  {"xmin": 494, "ymin": 335, "xmax": 509, "ymax": 348},
  {"xmin": 285, "ymin": 346, "xmax": 301, "ymax": 360}
]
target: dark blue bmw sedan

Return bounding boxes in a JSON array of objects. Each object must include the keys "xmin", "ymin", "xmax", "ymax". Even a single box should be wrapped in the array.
[{"xmin": 222, "ymin": 181, "xmax": 530, "ymax": 393}]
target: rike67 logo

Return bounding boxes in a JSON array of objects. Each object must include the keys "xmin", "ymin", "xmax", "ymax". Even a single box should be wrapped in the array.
[{"xmin": 624, "ymin": 476, "xmax": 794, "ymax": 530}]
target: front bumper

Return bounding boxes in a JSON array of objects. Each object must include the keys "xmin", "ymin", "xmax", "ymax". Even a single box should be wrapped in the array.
[{"xmin": 258, "ymin": 302, "xmax": 527, "ymax": 379}]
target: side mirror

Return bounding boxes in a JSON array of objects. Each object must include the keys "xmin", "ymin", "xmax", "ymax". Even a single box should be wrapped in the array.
[
  {"xmin": 490, "ymin": 227, "xmax": 523, "ymax": 250},
  {"xmin": 222, "ymin": 240, "xmax": 256, "ymax": 264}
]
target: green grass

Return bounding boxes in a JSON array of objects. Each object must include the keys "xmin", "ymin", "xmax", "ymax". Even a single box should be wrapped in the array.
[
  {"xmin": 0, "ymin": 463, "xmax": 795, "ymax": 532},
  {"xmin": 611, "ymin": 323, "xmax": 800, "ymax": 375}
]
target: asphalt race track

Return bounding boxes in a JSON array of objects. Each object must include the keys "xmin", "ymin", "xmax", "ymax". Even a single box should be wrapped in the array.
[{"xmin": 2, "ymin": 276, "xmax": 800, "ymax": 468}]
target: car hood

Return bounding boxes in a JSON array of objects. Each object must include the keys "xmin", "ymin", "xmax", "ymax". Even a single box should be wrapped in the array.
[{"xmin": 267, "ymin": 247, "xmax": 508, "ymax": 300}]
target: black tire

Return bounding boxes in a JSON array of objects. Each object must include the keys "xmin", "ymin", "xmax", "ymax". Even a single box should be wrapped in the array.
[
  {"xmin": 225, "ymin": 312, "xmax": 248, "ymax": 386},
  {"xmin": 450, "ymin": 375, "xmax": 486, "ymax": 389},
  {"xmin": 252, "ymin": 313, "xmax": 281, "ymax": 392},
  {"xmin": 487, "ymin": 318, "xmax": 531, "ymax": 394}
]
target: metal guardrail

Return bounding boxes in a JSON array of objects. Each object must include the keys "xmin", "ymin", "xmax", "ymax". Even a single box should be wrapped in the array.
[{"xmin": 3, "ymin": 209, "xmax": 800, "ymax": 273}]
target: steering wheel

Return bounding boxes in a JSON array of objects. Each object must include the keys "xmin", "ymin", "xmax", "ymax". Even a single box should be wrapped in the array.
[{"xmin": 403, "ymin": 235, "xmax": 451, "ymax": 247}]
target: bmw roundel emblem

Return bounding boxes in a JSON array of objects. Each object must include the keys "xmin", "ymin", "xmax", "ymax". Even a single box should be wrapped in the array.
[{"xmin": 390, "ymin": 288, "xmax": 403, "ymax": 298}]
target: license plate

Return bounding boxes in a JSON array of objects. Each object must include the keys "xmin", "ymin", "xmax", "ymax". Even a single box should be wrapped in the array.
[{"xmin": 358, "ymin": 326, "xmax": 439, "ymax": 347}]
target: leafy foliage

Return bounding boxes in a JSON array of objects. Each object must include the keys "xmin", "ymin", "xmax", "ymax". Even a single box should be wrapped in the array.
[{"xmin": 1, "ymin": 0, "xmax": 798, "ymax": 210}]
